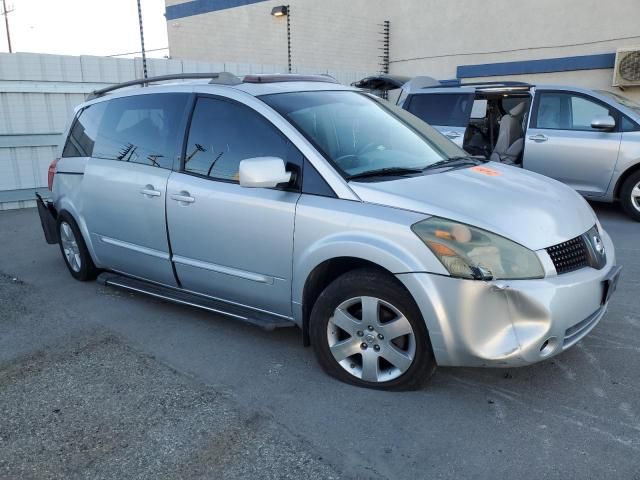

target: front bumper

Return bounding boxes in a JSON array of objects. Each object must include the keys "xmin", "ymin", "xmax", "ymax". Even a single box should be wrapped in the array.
[{"xmin": 398, "ymin": 231, "xmax": 619, "ymax": 367}]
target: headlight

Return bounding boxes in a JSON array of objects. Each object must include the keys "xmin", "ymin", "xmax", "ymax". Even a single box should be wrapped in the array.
[{"xmin": 411, "ymin": 217, "xmax": 545, "ymax": 280}]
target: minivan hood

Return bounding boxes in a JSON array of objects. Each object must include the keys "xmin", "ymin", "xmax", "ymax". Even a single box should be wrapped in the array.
[{"xmin": 349, "ymin": 162, "xmax": 596, "ymax": 251}]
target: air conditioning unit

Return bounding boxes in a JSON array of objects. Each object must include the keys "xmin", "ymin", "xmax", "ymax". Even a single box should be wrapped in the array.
[{"xmin": 612, "ymin": 47, "xmax": 640, "ymax": 87}]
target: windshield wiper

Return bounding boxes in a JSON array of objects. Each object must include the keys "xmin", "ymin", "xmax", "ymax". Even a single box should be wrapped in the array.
[
  {"xmin": 422, "ymin": 156, "xmax": 483, "ymax": 171},
  {"xmin": 348, "ymin": 167, "xmax": 423, "ymax": 180}
]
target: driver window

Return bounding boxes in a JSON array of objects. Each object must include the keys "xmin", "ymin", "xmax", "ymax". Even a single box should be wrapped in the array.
[
  {"xmin": 571, "ymin": 96, "xmax": 609, "ymax": 130},
  {"xmin": 184, "ymin": 97, "xmax": 290, "ymax": 182},
  {"xmin": 535, "ymin": 92, "xmax": 612, "ymax": 131}
]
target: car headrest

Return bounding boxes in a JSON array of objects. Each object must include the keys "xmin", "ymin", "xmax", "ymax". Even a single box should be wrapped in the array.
[{"xmin": 509, "ymin": 102, "xmax": 527, "ymax": 117}]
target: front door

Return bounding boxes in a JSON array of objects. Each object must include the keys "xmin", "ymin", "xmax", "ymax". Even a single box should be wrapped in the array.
[
  {"xmin": 524, "ymin": 90, "xmax": 622, "ymax": 196},
  {"xmin": 166, "ymin": 96, "xmax": 302, "ymax": 316},
  {"xmin": 80, "ymin": 93, "xmax": 190, "ymax": 285},
  {"xmin": 404, "ymin": 89, "xmax": 475, "ymax": 147}
]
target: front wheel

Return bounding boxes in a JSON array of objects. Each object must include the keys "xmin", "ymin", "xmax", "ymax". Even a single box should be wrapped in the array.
[
  {"xmin": 310, "ymin": 268, "xmax": 436, "ymax": 390},
  {"xmin": 57, "ymin": 212, "xmax": 99, "ymax": 281},
  {"xmin": 620, "ymin": 171, "xmax": 640, "ymax": 221}
]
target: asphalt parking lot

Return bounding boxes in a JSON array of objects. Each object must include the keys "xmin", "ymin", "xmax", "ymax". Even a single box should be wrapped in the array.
[{"xmin": 1, "ymin": 204, "xmax": 639, "ymax": 479}]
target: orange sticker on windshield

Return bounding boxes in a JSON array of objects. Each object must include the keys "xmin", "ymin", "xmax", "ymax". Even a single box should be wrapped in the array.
[{"xmin": 471, "ymin": 166, "xmax": 501, "ymax": 177}]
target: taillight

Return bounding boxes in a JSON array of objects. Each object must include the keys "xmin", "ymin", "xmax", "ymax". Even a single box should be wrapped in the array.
[{"xmin": 48, "ymin": 158, "xmax": 60, "ymax": 191}]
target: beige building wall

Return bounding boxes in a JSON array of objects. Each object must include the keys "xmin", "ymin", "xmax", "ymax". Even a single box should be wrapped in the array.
[
  {"xmin": 166, "ymin": 0, "xmax": 388, "ymax": 74},
  {"xmin": 166, "ymin": 0, "xmax": 640, "ymax": 100},
  {"xmin": 386, "ymin": 0, "xmax": 640, "ymax": 100}
]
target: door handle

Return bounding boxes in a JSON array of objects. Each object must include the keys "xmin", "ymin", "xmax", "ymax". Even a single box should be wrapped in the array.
[
  {"xmin": 529, "ymin": 134, "xmax": 548, "ymax": 142},
  {"xmin": 140, "ymin": 185, "xmax": 161, "ymax": 197},
  {"xmin": 443, "ymin": 131, "xmax": 461, "ymax": 138},
  {"xmin": 170, "ymin": 192, "xmax": 195, "ymax": 204}
]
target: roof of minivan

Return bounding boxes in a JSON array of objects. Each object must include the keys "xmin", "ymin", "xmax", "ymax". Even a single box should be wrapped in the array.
[
  {"xmin": 406, "ymin": 82, "xmax": 600, "ymax": 95},
  {"xmin": 79, "ymin": 78, "xmax": 358, "ymax": 112},
  {"xmin": 87, "ymin": 73, "xmax": 357, "ymax": 99},
  {"xmin": 403, "ymin": 82, "xmax": 640, "ymax": 119},
  {"xmin": 234, "ymin": 80, "xmax": 355, "ymax": 96}
]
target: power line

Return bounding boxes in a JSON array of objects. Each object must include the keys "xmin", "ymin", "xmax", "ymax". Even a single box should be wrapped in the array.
[{"xmin": 107, "ymin": 46, "xmax": 169, "ymax": 57}]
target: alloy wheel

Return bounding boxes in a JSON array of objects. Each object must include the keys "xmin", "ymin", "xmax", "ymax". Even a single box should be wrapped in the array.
[
  {"xmin": 59, "ymin": 221, "xmax": 82, "ymax": 273},
  {"xmin": 327, "ymin": 296, "xmax": 416, "ymax": 382},
  {"xmin": 631, "ymin": 181, "xmax": 640, "ymax": 213}
]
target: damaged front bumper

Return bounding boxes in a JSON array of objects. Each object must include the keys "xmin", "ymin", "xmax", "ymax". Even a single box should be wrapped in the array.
[{"xmin": 398, "ymin": 231, "xmax": 620, "ymax": 367}]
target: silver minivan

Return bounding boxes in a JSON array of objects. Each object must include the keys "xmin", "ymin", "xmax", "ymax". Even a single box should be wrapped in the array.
[
  {"xmin": 392, "ymin": 79, "xmax": 640, "ymax": 221},
  {"xmin": 37, "ymin": 73, "xmax": 621, "ymax": 390}
]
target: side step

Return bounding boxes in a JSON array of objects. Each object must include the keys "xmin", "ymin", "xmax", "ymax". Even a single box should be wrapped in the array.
[{"xmin": 97, "ymin": 272, "xmax": 295, "ymax": 331}]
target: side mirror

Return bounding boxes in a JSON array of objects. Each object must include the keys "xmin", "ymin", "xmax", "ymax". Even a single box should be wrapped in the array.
[
  {"xmin": 239, "ymin": 157, "xmax": 292, "ymax": 188},
  {"xmin": 591, "ymin": 115, "xmax": 616, "ymax": 130}
]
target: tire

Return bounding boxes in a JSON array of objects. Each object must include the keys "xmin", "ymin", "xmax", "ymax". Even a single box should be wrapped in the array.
[
  {"xmin": 309, "ymin": 268, "xmax": 436, "ymax": 390},
  {"xmin": 620, "ymin": 170, "xmax": 640, "ymax": 222},
  {"xmin": 57, "ymin": 212, "xmax": 99, "ymax": 281}
]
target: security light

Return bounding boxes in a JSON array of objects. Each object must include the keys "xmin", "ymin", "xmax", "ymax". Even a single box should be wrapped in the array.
[
  {"xmin": 271, "ymin": 5, "xmax": 288, "ymax": 17},
  {"xmin": 270, "ymin": 5, "xmax": 291, "ymax": 73}
]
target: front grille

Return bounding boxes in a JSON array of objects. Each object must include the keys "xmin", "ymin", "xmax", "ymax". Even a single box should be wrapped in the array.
[{"xmin": 546, "ymin": 235, "xmax": 589, "ymax": 274}]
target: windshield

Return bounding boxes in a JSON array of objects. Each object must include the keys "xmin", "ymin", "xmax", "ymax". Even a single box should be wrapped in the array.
[
  {"xmin": 597, "ymin": 90, "xmax": 640, "ymax": 115},
  {"xmin": 261, "ymin": 90, "xmax": 466, "ymax": 179}
]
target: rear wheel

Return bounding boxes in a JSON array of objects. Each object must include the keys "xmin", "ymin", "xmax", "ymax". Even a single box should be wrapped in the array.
[
  {"xmin": 57, "ymin": 212, "xmax": 99, "ymax": 281},
  {"xmin": 620, "ymin": 171, "xmax": 640, "ymax": 221},
  {"xmin": 310, "ymin": 268, "xmax": 436, "ymax": 390}
]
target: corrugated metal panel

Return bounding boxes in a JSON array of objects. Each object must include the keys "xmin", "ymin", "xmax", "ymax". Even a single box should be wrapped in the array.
[
  {"xmin": 0, "ymin": 52, "xmax": 366, "ymax": 210},
  {"xmin": 0, "ymin": 145, "xmax": 58, "ymax": 191}
]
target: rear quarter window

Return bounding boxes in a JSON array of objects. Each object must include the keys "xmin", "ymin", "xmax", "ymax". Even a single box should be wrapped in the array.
[
  {"xmin": 62, "ymin": 93, "xmax": 189, "ymax": 168},
  {"xmin": 91, "ymin": 93, "xmax": 189, "ymax": 169},
  {"xmin": 62, "ymin": 103, "xmax": 107, "ymax": 158},
  {"xmin": 406, "ymin": 93, "xmax": 472, "ymax": 127}
]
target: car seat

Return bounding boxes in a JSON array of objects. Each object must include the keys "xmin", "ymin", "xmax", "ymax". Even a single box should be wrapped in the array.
[{"xmin": 490, "ymin": 102, "xmax": 526, "ymax": 165}]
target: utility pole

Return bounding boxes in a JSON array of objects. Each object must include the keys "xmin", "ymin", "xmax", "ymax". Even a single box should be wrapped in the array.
[
  {"xmin": 136, "ymin": 0, "xmax": 148, "ymax": 79},
  {"xmin": 1, "ymin": 0, "xmax": 13, "ymax": 53}
]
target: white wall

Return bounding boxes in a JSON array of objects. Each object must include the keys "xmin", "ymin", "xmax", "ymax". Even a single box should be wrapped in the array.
[{"xmin": 0, "ymin": 52, "xmax": 363, "ymax": 210}]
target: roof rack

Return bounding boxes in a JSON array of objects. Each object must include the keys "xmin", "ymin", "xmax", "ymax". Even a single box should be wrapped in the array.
[
  {"xmin": 422, "ymin": 80, "xmax": 531, "ymax": 90},
  {"xmin": 463, "ymin": 81, "xmax": 531, "ymax": 87},
  {"xmin": 86, "ymin": 72, "xmax": 242, "ymax": 100},
  {"xmin": 243, "ymin": 73, "xmax": 338, "ymax": 84}
]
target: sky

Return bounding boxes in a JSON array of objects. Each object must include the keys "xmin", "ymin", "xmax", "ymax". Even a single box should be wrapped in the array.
[{"xmin": 0, "ymin": 0, "xmax": 169, "ymax": 58}]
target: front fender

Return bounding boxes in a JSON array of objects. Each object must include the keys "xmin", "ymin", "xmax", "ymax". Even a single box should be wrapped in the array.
[
  {"xmin": 611, "ymin": 131, "xmax": 640, "ymax": 199},
  {"xmin": 291, "ymin": 196, "xmax": 448, "ymax": 313},
  {"xmin": 293, "ymin": 232, "xmax": 446, "ymax": 302}
]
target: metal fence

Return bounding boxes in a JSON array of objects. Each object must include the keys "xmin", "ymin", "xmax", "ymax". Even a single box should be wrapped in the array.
[{"xmin": 0, "ymin": 52, "xmax": 368, "ymax": 210}]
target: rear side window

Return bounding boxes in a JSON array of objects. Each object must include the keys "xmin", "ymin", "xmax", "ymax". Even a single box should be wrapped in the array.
[
  {"xmin": 406, "ymin": 93, "xmax": 473, "ymax": 127},
  {"xmin": 90, "ymin": 93, "xmax": 189, "ymax": 169},
  {"xmin": 62, "ymin": 103, "xmax": 107, "ymax": 158},
  {"xmin": 184, "ymin": 97, "xmax": 290, "ymax": 182}
]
